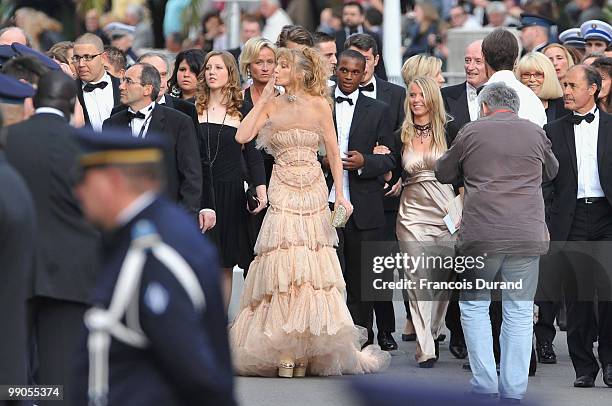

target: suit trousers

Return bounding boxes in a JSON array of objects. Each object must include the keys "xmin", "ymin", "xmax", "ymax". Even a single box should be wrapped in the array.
[
  {"xmin": 32, "ymin": 297, "xmax": 87, "ymax": 406},
  {"xmin": 335, "ymin": 213, "xmax": 394, "ymax": 336},
  {"xmin": 562, "ymin": 199, "xmax": 612, "ymax": 378},
  {"xmin": 534, "ymin": 254, "xmax": 563, "ymax": 344}
]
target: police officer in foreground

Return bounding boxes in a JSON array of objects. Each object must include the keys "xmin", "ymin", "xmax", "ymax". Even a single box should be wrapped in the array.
[
  {"xmin": 71, "ymin": 128, "xmax": 235, "ymax": 406},
  {"xmin": 0, "ymin": 74, "xmax": 37, "ymax": 403}
]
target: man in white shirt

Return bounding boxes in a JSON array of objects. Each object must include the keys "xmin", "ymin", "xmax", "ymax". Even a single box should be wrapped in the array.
[
  {"xmin": 482, "ymin": 28, "xmax": 547, "ymax": 128},
  {"xmin": 260, "ymin": 0, "xmax": 292, "ymax": 43},
  {"xmin": 544, "ymin": 64, "xmax": 612, "ymax": 389},
  {"xmin": 73, "ymin": 33, "xmax": 121, "ymax": 131}
]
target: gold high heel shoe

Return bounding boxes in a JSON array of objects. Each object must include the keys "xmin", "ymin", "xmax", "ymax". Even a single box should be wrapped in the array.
[
  {"xmin": 293, "ymin": 359, "xmax": 307, "ymax": 377},
  {"xmin": 278, "ymin": 360, "xmax": 295, "ymax": 378}
]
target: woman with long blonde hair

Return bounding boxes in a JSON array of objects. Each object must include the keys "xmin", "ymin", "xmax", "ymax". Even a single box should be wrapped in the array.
[
  {"xmin": 230, "ymin": 47, "xmax": 390, "ymax": 377},
  {"xmin": 396, "ymin": 76, "xmax": 455, "ymax": 368},
  {"xmin": 196, "ymin": 50, "xmax": 267, "ymax": 310}
]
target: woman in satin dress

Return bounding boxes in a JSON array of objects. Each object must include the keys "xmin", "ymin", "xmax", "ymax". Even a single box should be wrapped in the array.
[{"xmin": 396, "ymin": 76, "xmax": 456, "ymax": 368}]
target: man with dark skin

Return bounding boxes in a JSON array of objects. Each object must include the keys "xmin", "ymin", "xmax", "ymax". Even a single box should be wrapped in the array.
[{"xmin": 327, "ymin": 50, "xmax": 396, "ymax": 350}]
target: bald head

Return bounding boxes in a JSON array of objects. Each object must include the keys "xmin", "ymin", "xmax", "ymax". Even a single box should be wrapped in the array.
[
  {"xmin": 465, "ymin": 39, "xmax": 486, "ymax": 88},
  {"xmin": 34, "ymin": 71, "xmax": 77, "ymax": 117},
  {"xmin": 0, "ymin": 27, "xmax": 28, "ymax": 46},
  {"xmin": 75, "ymin": 33, "xmax": 104, "ymax": 53}
]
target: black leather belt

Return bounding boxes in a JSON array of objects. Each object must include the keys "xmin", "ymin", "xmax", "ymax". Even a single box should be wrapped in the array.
[{"xmin": 577, "ymin": 197, "xmax": 606, "ymax": 204}]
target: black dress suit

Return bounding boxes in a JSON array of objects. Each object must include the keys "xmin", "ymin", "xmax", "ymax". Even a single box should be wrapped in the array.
[
  {"xmin": 76, "ymin": 75, "xmax": 122, "ymax": 128},
  {"xmin": 544, "ymin": 110, "xmax": 612, "ymax": 379},
  {"xmin": 534, "ymin": 96, "xmax": 572, "ymax": 348},
  {"xmin": 329, "ymin": 91, "xmax": 396, "ymax": 336},
  {"xmin": 109, "ymin": 96, "xmax": 214, "ymax": 212},
  {"xmin": 5, "ymin": 113, "xmax": 101, "ymax": 400},
  {"xmin": 367, "ymin": 76, "xmax": 406, "ymax": 333},
  {"xmin": 441, "ymin": 81, "xmax": 471, "ymax": 146},
  {"xmin": 103, "ymin": 104, "xmax": 204, "ymax": 217},
  {"xmin": 0, "ymin": 151, "xmax": 35, "ymax": 390},
  {"xmin": 335, "ymin": 27, "xmax": 387, "ymax": 81}
]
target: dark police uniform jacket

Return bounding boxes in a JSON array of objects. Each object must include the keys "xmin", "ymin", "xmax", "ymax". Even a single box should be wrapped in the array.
[{"xmin": 73, "ymin": 196, "xmax": 236, "ymax": 406}]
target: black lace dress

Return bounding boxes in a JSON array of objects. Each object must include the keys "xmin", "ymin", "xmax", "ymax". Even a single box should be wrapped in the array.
[{"xmin": 199, "ymin": 122, "xmax": 265, "ymax": 269}]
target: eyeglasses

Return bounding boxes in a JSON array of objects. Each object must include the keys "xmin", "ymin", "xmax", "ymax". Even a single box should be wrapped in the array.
[
  {"xmin": 71, "ymin": 53, "xmax": 103, "ymax": 63},
  {"xmin": 520, "ymin": 72, "xmax": 545, "ymax": 80},
  {"xmin": 120, "ymin": 77, "xmax": 144, "ymax": 86}
]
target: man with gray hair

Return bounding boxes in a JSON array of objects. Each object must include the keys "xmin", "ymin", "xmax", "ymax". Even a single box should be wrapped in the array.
[
  {"xmin": 435, "ymin": 82, "xmax": 558, "ymax": 402},
  {"xmin": 125, "ymin": 4, "xmax": 154, "ymax": 50},
  {"xmin": 104, "ymin": 63, "xmax": 203, "ymax": 221},
  {"xmin": 0, "ymin": 26, "xmax": 29, "ymax": 46}
]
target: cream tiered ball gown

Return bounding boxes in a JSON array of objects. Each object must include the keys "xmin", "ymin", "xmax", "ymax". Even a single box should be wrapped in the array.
[{"xmin": 229, "ymin": 99, "xmax": 391, "ymax": 377}]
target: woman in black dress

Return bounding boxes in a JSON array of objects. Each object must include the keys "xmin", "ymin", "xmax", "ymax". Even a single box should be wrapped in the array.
[
  {"xmin": 239, "ymin": 37, "xmax": 277, "ymax": 182},
  {"xmin": 196, "ymin": 50, "xmax": 267, "ymax": 310},
  {"xmin": 169, "ymin": 49, "xmax": 205, "ymax": 102}
]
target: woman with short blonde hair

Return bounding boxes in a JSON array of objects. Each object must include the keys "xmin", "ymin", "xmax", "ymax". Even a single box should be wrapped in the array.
[
  {"xmin": 516, "ymin": 52, "xmax": 568, "ymax": 122},
  {"xmin": 402, "ymin": 54, "xmax": 445, "ymax": 88},
  {"xmin": 239, "ymin": 37, "xmax": 276, "ymax": 83}
]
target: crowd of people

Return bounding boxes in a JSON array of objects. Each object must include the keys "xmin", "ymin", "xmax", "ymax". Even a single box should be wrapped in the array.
[{"xmin": 0, "ymin": 0, "xmax": 611, "ymax": 405}]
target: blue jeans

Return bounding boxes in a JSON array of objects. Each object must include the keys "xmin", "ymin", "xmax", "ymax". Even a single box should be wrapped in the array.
[{"xmin": 459, "ymin": 255, "xmax": 539, "ymax": 400}]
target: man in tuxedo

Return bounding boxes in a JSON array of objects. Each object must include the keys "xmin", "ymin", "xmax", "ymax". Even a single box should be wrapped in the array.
[
  {"xmin": 326, "ymin": 50, "xmax": 396, "ymax": 349},
  {"xmin": 103, "ymin": 63, "xmax": 203, "ymax": 221},
  {"xmin": 345, "ymin": 33, "xmax": 406, "ymax": 350},
  {"xmin": 440, "ymin": 39, "xmax": 487, "ymax": 360},
  {"xmin": 4, "ymin": 71, "xmax": 100, "ymax": 404},
  {"xmin": 334, "ymin": 1, "xmax": 386, "ymax": 80},
  {"xmin": 544, "ymin": 64, "xmax": 612, "ymax": 388},
  {"xmin": 73, "ymin": 33, "xmax": 122, "ymax": 131}
]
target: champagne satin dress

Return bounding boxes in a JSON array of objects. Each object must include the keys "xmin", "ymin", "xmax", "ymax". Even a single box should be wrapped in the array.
[{"xmin": 396, "ymin": 148, "xmax": 456, "ymax": 363}]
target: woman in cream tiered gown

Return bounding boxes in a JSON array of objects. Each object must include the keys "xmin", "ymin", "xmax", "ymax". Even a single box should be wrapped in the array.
[{"xmin": 230, "ymin": 47, "xmax": 390, "ymax": 377}]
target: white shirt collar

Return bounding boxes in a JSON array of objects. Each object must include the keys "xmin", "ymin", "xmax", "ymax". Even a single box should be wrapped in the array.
[
  {"xmin": 158, "ymin": 95, "xmax": 166, "ymax": 105},
  {"xmin": 129, "ymin": 101, "xmax": 156, "ymax": 115},
  {"xmin": 35, "ymin": 107, "xmax": 65, "ymax": 118},
  {"xmin": 335, "ymin": 86, "xmax": 359, "ymax": 103},
  {"xmin": 116, "ymin": 191, "xmax": 157, "ymax": 227},
  {"xmin": 84, "ymin": 71, "xmax": 111, "ymax": 86},
  {"xmin": 487, "ymin": 70, "xmax": 517, "ymax": 85},
  {"xmin": 573, "ymin": 104, "xmax": 598, "ymax": 116}
]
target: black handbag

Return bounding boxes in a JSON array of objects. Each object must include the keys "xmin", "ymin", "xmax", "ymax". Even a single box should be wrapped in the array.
[{"xmin": 246, "ymin": 186, "xmax": 259, "ymax": 212}]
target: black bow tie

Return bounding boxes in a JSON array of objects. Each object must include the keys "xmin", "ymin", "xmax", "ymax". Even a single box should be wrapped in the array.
[
  {"xmin": 335, "ymin": 96, "xmax": 354, "ymax": 106},
  {"xmin": 359, "ymin": 83, "xmax": 374, "ymax": 92},
  {"xmin": 83, "ymin": 81, "xmax": 108, "ymax": 92},
  {"xmin": 569, "ymin": 112, "xmax": 595, "ymax": 125},
  {"xmin": 127, "ymin": 110, "xmax": 146, "ymax": 120}
]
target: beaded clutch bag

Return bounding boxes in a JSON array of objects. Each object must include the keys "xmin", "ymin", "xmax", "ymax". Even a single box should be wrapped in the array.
[{"xmin": 331, "ymin": 205, "xmax": 349, "ymax": 228}]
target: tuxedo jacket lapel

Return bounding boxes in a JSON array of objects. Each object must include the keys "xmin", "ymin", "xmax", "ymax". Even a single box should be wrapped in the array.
[
  {"xmin": 348, "ymin": 94, "xmax": 370, "ymax": 143},
  {"xmin": 375, "ymin": 77, "xmax": 391, "ymax": 105},
  {"xmin": 76, "ymin": 79, "xmax": 91, "ymax": 125},
  {"xmin": 448, "ymin": 83, "xmax": 470, "ymax": 125},
  {"xmin": 597, "ymin": 112, "xmax": 610, "ymax": 176},
  {"xmin": 110, "ymin": 75, "xmax": 122, "ymax": 107},
  {"xmin": 564, "ymin": 118, "xmax": 578, "ymax": 179},
  {"xmin": 148, "ymin": 105, "xmax": 166, "ymax": 135}
]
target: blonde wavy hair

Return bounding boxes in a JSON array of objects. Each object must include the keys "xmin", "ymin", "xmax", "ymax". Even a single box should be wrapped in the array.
[
  {"xmin": 515, "ymin": 52, "xmax": 563, "ymax": 100},
  {"xmin": 15, "ymin": 7, "xmax": 62, "ymax": 51},
  {"xmin": 239, "ymin": 37, "xmax": 276, "ymax": 82},
  {"xmin": 401, "ymin": 76, "xmax": 448, "ymax": 153},
  {"xmin": 196, "ymin": 50, "xmax": 243, "ymax": 119},
  {"xmin": 276, "ymin": 47, "xmax": 331, "ymax": 103},
  {"xmin": 401, "ymin": 54, "xmax": 443, "ymax": 87}
]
